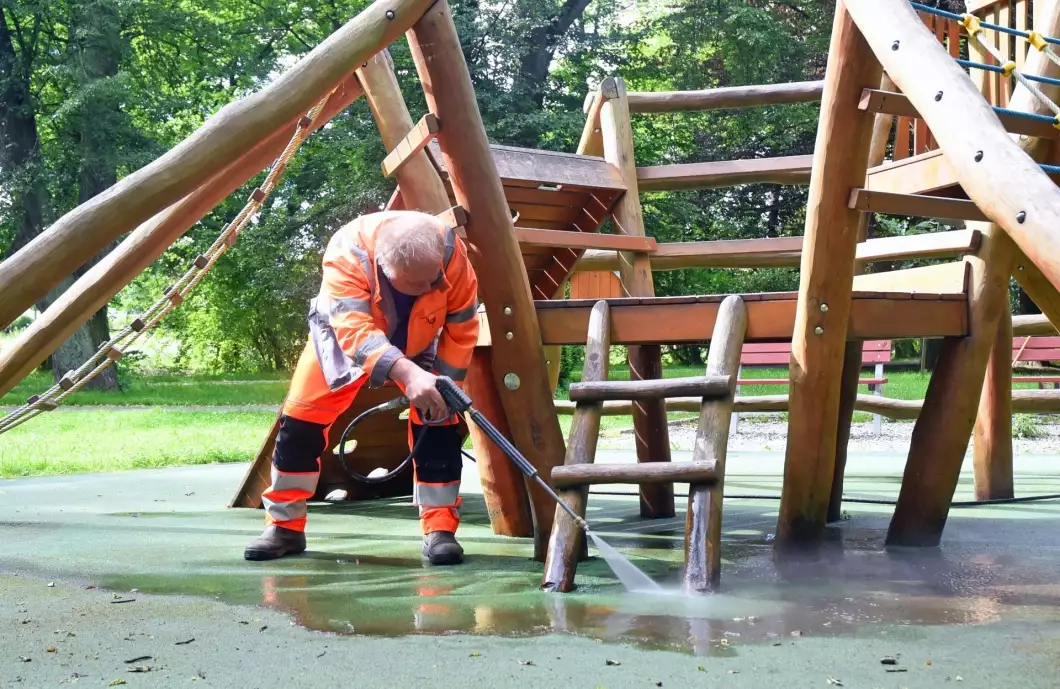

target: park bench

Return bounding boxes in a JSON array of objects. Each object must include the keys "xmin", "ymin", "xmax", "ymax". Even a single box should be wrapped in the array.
[
  {"xmin": 1011, "ymin": 336, "xmax": 1060, "ymax": 389},
  {"xmin": 733, "ymin": 340, "xmax": 892, "ymax": 434}
]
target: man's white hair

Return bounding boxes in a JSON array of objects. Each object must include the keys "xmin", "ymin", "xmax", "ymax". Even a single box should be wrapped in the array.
[{"xmin": 375, "ymin": 211, "xmax": 445, "ymax": 278}]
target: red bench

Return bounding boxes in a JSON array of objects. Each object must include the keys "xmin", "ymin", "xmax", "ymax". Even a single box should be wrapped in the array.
[
  {"xmin": 1011, "ymin": 336, "xmax": 1060, "ymax": 388},
  {"xmin": 733, "ymin": 340, "xmax": 892, "ymax": 433}
]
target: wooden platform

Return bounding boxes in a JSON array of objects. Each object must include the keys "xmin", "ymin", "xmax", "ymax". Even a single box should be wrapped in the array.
[
  {"xmin": 477, "ymin": 291, "xmax": 968, "ymax": 346},
  {"xmin": 425, "ymin": 141, "xmax": 628, "ymax": 300}
]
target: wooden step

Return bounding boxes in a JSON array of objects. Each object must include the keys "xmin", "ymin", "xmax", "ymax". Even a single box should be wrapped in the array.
[
  {"xmin": 516, "ymin": 228, "xmax": 657, "ymax": 252},
  {"xmin": 852, "ymin": 261, "xmax": 969, "ymax": 295},
  {"xmin": 849, "ymin": 189, "xmax": 987, "ymax": 222},
  {"xmin": 854, "ymin": 228, "xmax": 981, "ymax": 262},
  {"xmin": 859, "ymin": 88, "xmax": 1060, "ymax": 142},
  {"xmin": 568, "ymin": 375, "xmax": 732, "ymax": 402},
  {"xmin": 551, "ymin": 460, "xmax": 718, "ymax": 488},
  {"xmin": 382, "ymin": 113, "xmax": 439, "ymax": 177}
]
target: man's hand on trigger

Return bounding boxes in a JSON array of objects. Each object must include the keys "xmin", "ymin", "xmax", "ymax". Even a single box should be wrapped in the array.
[{"xmin": 391, "ymin": 358, "xmax": 448, "ymax": 421}]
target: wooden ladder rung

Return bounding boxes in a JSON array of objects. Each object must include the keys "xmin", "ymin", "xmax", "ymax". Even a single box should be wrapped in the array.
[
  {"xmin": 381, "ymin": 113, "xmax": 440, "ymax": 178},
  {"xmin": 552, "ymin": 460, "xmax": 718, "ymax": 488},
  {"xmin": 848, "ymin": 188, "xmax": 987, "ymax": 222},
  {"xmin": 516, "ymin": 228, "xmax": 658, "ymax": 252},
  {"xmin": 568, "ymin": 375, "xmax": 732, "ymax": 402}
]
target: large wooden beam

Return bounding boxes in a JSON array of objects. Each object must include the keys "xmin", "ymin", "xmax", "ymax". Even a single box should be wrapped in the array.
[
  {"xmin": 515, "ymin": 228, "xmax": 657, "ymax": 253},
  {"xmin": 847, "ymin": 0, "xmax": 1060, "ymax": 299},
  {"xmin": 865, "ymin": 149, "xmax": 958, "ymax": 195},
  {"xmin": 533, "ymin": 293, "xmax": 967, "ymax": 345},
  {"xmin": 568, "ymin": 376, "xmax": 732, "ymax": 402},
  {"xmin": 973, "ymin": 305, "xmax": 1014, "ymax": 501},
  {"xmin": 553, "ymin": 394, "xmax": 922, "ymax": 418},
  {"xmin": 600, "ymin": 76, "xmax": 674, "ymax": 519},
  {"xmin": 0, "ymin": 75, "xmax": 364, "ymax": 398},
  {"xmin": 573, "ymin": 230, "xmax": 980, "ymax": 273},
  {"xmin": 1012, "ymin": 313, "xmax": 1057, "ymax": 337},
  {"xmin": 0, "ymin": 0, "xmax": 435, "ymax": 330},
  {"xmin": 626, "ymin": 81, "xmax": 824, "ymax": 113},
  {"xmin": 685, "ymin": 295, "xmax": 746, "ymax": 591},
  {"xmin": 637, "ymin": 156, "xmax": 812, "ymax": 192},
  {"xmin": 848, "ymin": 189, "xmax": 987, "ymax": 222},
  {"xmin": 851, "ymin": 261, "xmax": 968, "ymax": 295},
  {"xmin": 408, "ymin": 1, "xmax": 565, "ymax": 561},
  {"xmin": 777, "ymin": 2, "xmax": 883, "ymax": 548}
]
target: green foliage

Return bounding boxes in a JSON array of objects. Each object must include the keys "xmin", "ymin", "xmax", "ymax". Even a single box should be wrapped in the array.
[
  {"xmin": 1013, "ymin": 414, "xmax": 1045, "ymax": 440},
  {"xmin": 4, "ymin": 315, "xmax": 32, "ymax": 333}
]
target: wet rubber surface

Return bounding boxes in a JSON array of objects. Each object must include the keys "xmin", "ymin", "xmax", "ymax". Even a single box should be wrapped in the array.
[{"xmin": 2, "ymin": 461, "xmax": 1060, "ymax": 658}]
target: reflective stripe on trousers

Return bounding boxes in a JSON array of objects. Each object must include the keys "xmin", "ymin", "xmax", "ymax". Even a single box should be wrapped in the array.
[{"xmin": 262, "ymin": 466, "xmax": 319, "ymax": 531}]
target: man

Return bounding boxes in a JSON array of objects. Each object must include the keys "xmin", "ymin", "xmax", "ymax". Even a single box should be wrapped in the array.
[{"xmin": 244, "ymin": 210, "xmax": 479, "ymax": 565}]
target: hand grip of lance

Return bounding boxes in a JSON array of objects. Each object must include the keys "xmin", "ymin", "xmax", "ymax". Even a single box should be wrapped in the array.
[{"xmin": 434, "ymin": 376, "xmax": 539, "ymax": 479}]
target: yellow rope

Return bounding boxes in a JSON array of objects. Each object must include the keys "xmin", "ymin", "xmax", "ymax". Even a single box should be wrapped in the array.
[{"xmin": 0, "ymin": 92, "xmax": 335, "ymax": 436}]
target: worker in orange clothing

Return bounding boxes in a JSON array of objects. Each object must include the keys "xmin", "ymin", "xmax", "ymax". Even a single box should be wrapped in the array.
[{"xmin": 244, "ymin": 210, "xmax": 479, "ymax": 565}]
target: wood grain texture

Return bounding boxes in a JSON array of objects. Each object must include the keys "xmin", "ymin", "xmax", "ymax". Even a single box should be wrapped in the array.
[
  {"xmin": 1012, "ymin": 313, "xmax": 1058, "ymax": 336},
  {"xmin": 600, "ymin": 75, "xmax": 674, "ymax": 519},
  {"xmin": 380, "ymin": 113, "xmax": 439, "ymax": 177},
  {"xmin": 542, "ymin": 301, "xmax": 610, "ymax": 592},
  {"xmin": 865, "ymin": 149, "xmax": 958, "ymax": 195},
  {"xmin": 553, "ymin": 393, "xmax": 921, "ymax": 418},
  {"xmin": 685, "ymin": 295, "xmax": 747, "ymax": 591},
  {"xmin": 0, "ymin": 0, "xmax": 435, "ymax": 330},
  {"xmin": 637, "ymin": 156, "xmax": 813, "ymax": 191},
  {"xmin": 778, "ymin": 2, "xmax": 883, "ymax": 548},
  {"xmin": 973, "ymin": 305, "xmax": 1014, "ymax": 501},
  {"xmin": 0, "ymin": 75, "xmax": 364, "ymax": 399},
  {"xmin": 568, "ymin": 376, "xmax": 732, "ymax": 402},
  {"xmin": 515, "ymin": 228, "xmax": 657, "ymax": 252},
  {"xmin": 465, "ymin": 348, "xmax": 534, "ymax": 536},
  {"xmin": 408, "ymin": 1, "xmax": 565, "ymax": 561},
  {"xmin": 552, "ymin": 461, "xmax": 718, "ymax": 488},
  {"xmin": 849, "ymin": 189, "xmax": 988, "ymax": 222},
  {"xmin": 626, "ymin": 81, "xmax": 824, "ymax": 113},
  {"xmin": 847, "ymin": 0, "xmax": 1060, "ymax": 301},
  {"xmin": 851, "ymin": 261, "xmax": 969, "ymax": 295}
]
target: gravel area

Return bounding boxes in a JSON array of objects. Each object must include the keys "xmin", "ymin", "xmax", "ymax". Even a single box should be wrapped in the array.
[{"xmin": 601, "ymin": 417, "xmax": 1060, "ymax": 454}]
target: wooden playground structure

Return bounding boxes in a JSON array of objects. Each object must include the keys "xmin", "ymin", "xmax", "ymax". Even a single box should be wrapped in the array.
[{"xmin": 5, "ymin": 0, "xmax": 1060, "ymax": 589}]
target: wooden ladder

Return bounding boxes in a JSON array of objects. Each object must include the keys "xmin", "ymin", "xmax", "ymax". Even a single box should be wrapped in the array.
[{"xmin": 540, "ymin": 296, "xmax": 748, "ymax": 592}]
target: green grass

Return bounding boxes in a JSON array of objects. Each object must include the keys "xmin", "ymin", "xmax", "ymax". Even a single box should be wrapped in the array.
[
  {"xmin": 2, "ymin": 370, "xmax": 289, "ymax": 407},
  {"xmin": 0, "ymin": 409, "xmax": 275, "ymax": 478}
]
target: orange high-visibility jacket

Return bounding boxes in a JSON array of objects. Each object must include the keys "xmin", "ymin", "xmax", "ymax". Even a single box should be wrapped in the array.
[{"xmin": 308, "ymin": 212, "xmax": 480, "ymax": 391}]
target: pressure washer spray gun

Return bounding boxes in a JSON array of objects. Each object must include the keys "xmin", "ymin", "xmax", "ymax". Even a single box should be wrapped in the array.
[
  {"xmin": 337, "ymin": 375, "xmax": 590, "ymax": 534},
  {"xmin": 433, "ymin": 376, "xmax": 591, "ymax": 535}
]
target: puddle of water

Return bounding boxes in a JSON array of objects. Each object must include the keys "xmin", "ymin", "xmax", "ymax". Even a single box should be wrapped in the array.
[{"xmin": 95, "ymin": 522, "xmax": 1060, "ymax": 656}]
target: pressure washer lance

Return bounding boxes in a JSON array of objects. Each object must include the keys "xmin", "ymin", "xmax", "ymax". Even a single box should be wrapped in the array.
[{"xmin": 434, "ymin": 376, "xmax": 591, "ymax": 535}]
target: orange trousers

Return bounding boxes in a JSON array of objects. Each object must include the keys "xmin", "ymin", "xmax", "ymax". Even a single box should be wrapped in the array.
[{"xmin": 261, "ymin": 343, "xmax": 462, "ymax": 534}]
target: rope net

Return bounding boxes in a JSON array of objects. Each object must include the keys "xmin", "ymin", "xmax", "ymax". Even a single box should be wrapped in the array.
[{"xmin": 0, "ymin": 91, "xmax": 336, "ymax": 436}]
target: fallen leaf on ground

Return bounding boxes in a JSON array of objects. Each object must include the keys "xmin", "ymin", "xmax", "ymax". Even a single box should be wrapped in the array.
[
  {"xmin": 127, "ymin": 666, "xmax": 156, "ymax": 673},
  {"xmin": 123, "ymin": 656, "xmax": 151, "ymax": 664},
  {"xmin": 110, "ymin": 599, "xmax": 136, "ymax": 605},
  {"xmin": 926, "ymin": 659, "xmax": 933, "ymax": 666},
  {"xmin": 175, "ymin": 639, "xmax": 195, "ymax": 646},
  {"xmin": 518, "ymin": 660, "xmax": 535, "ymax": 666},
  {"xmin": 259, "ymin": 625, "xmax": 268, "ymax": 633},
  {"xmin": 728, "ymin": 670, "xmax": 740, "ymax": 675},
  {"xmin": 469, "ymin": 652, "xmax": 481, "ymax": 658},
  {"xmin": 827, "ymin": 678, "xmax": 843, "ymax": 686},
  {"xmin": 885, "ymin": 668, "xmax": 908, "ymax": 673},
  {"xmin": 605, "ymin": 659, "xmax": 621, "ymax": 666},
  {"xmin": 18, "ymin": 656, "xmax": 31, "ymax": 663},
  {"xmin": 697, "ymin": 665, "xmax": 705, "ymax": 672},
  {"xmin": 108, "ymin": 680, "xmax": 126, "ymax": 686},
  {"xmin": 956, "ymin": 677, "xmax": 963, "ymax": 682},
  {"xmin": 47, "ymin": 647, "xmax": 56, "ymax": 653},
  {"xmin": 316, "ymin": 652, "xmax": 326, "ymax": 659},
  {"xmin": 881, "ymin": 656, "xmax": 898, "ymax": 665},
  {"xmin": 655, "ymin": 681, "xmax": 663, "ymax": 686},
  {"xmin": 47, "ymin": 582, "xmax": 55, "ymax": 587}
]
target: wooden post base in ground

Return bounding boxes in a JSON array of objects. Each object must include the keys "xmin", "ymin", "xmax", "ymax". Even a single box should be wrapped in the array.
[{"xmin": 973, "ymin": 304, "xmax": 1015, "ymax": 501}]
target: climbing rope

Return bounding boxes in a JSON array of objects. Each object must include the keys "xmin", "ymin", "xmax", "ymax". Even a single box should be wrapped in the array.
[
  {"xmin": 911, "ymin": 2, "xmax": 1060, "ymax": 125},
  {"xmin": 0, "ymin": 92, "xmax": 336, "ymax": 436}
]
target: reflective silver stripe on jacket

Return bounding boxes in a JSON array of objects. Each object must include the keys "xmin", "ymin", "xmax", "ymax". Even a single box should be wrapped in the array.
[
  {"xmin": 433, "ymin": 356, "xmax": 467, "ymax": 381},
  {"xmin": 308, "ymin": 297, "xmax": 363, "ymax": 391},
  {"xmin": 262, "ymin": 468, "xmax": 316, "ymax": 522},
  {"xmin": 446, "ymin": 301, "xmax": 478, "ymax": 324},
  {"xmin": 443, "ymin": 227, "xmax": 456, "ymax": 268},
  {"xmin": 413, "ymin": 481, "xmax": 460, "ymax": 508},
  {"xmin": 353, "ymin": 334, "xmax": 390, "ymax": 367},
  {"xmin": 330, "ymin": 296, "xmax": 372, "ymax": 316}
]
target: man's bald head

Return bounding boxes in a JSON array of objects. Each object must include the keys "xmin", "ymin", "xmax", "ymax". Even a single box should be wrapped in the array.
[{"xmin": 375, "ymin": 211, "xmax": 447, "ymax": 295}]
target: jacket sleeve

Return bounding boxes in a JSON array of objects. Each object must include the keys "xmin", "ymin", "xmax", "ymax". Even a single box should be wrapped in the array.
[
  {"xmin": 320, "ymin": 234, "xmax": 403, "ymax": 388},
  {"xmin": 434, "ymin": 237, "xmax": 479, "ymax": 385}
]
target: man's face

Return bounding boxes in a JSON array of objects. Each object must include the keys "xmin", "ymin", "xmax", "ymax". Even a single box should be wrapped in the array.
[{"xmin": 388, "ymin": 256, "xmax": 443, "ymax": 296}]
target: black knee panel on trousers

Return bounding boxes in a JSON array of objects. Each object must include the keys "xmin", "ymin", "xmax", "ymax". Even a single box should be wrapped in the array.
[
  {"xmin": 411, "ymin": 424, "xmax": 464, "ymax": 484},
  {"xmin": 273, "ymin": 414, "xmax": 328, "ymax": 473}
]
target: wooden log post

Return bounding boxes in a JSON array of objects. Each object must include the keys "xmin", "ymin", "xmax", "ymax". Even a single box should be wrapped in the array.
[
  {"xmin": 599, "ymin": 75, "xmax": 674, "ymax": 519},
  {"xmin": 358, "ymin": 50, "xmax": 535, "ymax": 536},
  {"xmin": 568, "ymin": 376, "xmax": 732, "ymax": 402},
  {"xmin": 845, "ymin": 0, "xmax": 1060, "ymax": 546},
  {"xmin": 829, "ymin": 72, "xmax": 896, "ymax": 524},
  {"xmin": 542, "ymin": 301, "xmax": 610, "ymax": 592},
  {"xmin": 0, "ymin": 75, "xmax": 365, "ymax": 398},
  {"xmin": 408, "ymin": 0, "xmax": 566, "ymax": 560},
  {"xmin": 552, "ymin": 460, "xmax": 717, "ymax": 488},
  {"xmin": 776, "ymin": 2, "xmax": 883, "ymax": 548},
  {"xmin": 973, "ymin": 304, "xmax": 1014, "ymax": 501},
  {"xmin": 0, "ymin": 0, "xmax": 436, "ymax": 331},
  {"xmin": 684, "ymin": 295, "xmax": 747, "ymax": 591}
]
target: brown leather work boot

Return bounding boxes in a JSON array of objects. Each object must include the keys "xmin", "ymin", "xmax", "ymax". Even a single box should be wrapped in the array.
[
  {"xmin": 244, "ymin": 525, "xmax": 307, "ymax": 561},
  {"xmin": 422, "ymin": 531, "xmax": 464, "ymax": 566}
]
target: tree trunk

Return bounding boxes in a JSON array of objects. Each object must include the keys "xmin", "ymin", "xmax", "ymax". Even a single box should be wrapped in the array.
[{"xmin": 517, "ymin": 0, "xmax": 593, "ymax": 109}]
